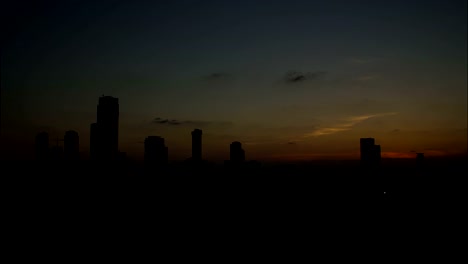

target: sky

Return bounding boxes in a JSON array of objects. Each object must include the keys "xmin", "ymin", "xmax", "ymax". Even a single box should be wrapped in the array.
[{"xmin": 1, "ymin": 0, "xmax": 467, "ymax": 161}]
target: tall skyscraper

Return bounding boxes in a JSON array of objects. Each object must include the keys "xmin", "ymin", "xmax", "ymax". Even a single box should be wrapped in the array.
[
  {"xmin": 360, "ymin": 138, "xmax": 381, "ymax": 167},
  {"xmin": 64, "ymin": 130, "xmax": 79, "ymax": 160},
  {"xmin": 360, "ymin": 138, "xmax": 374, "ymax": 163},
  {"xmin": 191, "ymin": 129, "xmax": 202, "ymax": 161},
  {"xmin": 230, "ymin": 141, "xmax": 245, "ymax": 163},
  {"xmin": 90, "ymin": 95, "xmax": 119, "ymax": 161},
  {"xmin": 97, "ymin": 96, "xmax": 119, "ymax": 159},
  {"xmin": 144, "ymin": 136, "xmax": 168, "ymax": 166},
  {"xmin": 35, "ymin": 132, "xmax": 49, "ymax": 160}
]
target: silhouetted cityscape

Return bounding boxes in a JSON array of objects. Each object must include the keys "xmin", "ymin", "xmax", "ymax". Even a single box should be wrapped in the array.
[
  {"xmin": 31, "ymin": 95, "xmax": 446, "ymax": 167},
  {"xmin": 3, "ymin": 1, "xmax": 466, "ymax": 250},
  {"xmin": 20, "ymin": 95, "xmax": 465, "ymax": 205}
]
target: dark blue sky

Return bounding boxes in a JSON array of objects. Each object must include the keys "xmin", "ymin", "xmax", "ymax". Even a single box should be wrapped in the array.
[{"xmin": 2, "ymin": 0, "xmax": 467, "ymax": 160}]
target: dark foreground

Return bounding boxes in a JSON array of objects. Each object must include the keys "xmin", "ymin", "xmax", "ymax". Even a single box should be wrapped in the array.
[
  {"xmin": 3, "ymin": 157, "xmax": 465, "ymax": 253},
  {"xmin": 4, "ymin": 157, "xmax": 465, "ymax": 208}
]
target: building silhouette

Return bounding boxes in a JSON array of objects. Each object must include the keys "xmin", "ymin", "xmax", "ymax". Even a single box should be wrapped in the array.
[
  {"xmin": 89, "ymin": 95, "xmax": 119, "ymax": 161},
  {"xmin": 35, "ymin": 132, "xmax": 49, "ymax": 160},
  {"xmin": 191, "ymin": 129, "xmax": 202, "ymax": 162},
  {"xmin": 360, "ymin": 138, "xmax": 381, "ymax": 167},
  {"xmin": 230, "ymin": 141, "xmax": 245, "ymax": 163},
  {"xmin": 144, "ymin": 136, "xmax": 168, "ymax": 167},
  {"xmin": 64, "ymin": 130, "xmax": 79, "ymax": 160}
]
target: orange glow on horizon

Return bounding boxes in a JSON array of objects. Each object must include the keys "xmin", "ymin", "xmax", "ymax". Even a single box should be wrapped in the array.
[
  {"xmin": 381, "ymin": 151, "xmax": 447, "ymax": 159},
  {"xmin": 264, "ymin": 152, "xmax": 360, "ymax": 161},
  {"xmin": 263, "ymin": 150, "xmax": 454, "ymax": 161}
]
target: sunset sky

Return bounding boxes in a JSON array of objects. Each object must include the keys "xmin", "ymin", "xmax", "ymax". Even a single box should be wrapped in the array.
[{"xmin": 2, "ymin": 0, "xmax": 467, "ymax": 161}]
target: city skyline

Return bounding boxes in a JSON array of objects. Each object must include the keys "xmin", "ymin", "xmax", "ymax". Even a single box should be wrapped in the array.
[
  {"xmin": 1, "ymin": 0, "xmax": 467, "ymax": 161},
  {"xmin": 28, "ymin": 95, "xmax": 460, "ymax": 164}
]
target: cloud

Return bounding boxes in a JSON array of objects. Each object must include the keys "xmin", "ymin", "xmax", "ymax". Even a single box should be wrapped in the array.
[
  {"xmin": 284, "ymin": 71, "xmax": 327, "ymax": 83},
  {"xmin": 304, "ymin": 112, "xmax": 397, "ymax": 137},
  {"xmin": 305, "ymin": 127, "xmax": 349, "ymax": 137},
  {"xmin": 287, "ymin": 141, "xmax": 297, "ymax": 145},
  {"xmin": 153, "ymin": 117, "xmax": 181, "ymax": 125},
  {"xmin": 203, "ymin": 72, "xmax": 232, "ymax": 81},
  {"xmin": 152, "ymin": 117, "xmax": 232, "ymax": 127}
]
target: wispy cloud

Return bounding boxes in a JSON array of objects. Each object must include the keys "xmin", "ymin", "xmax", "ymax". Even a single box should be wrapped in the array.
[
  {"xmin": 305, "ymin": 127, "xmax": 349, "ymax": 137},
  {"xmin": 202, "ymin": 72, "xmax": 232, "ymax": 81},
  {"xmin": 152, "ymin": 118, "xmax": 182, "ymax": 125},
  {"xmin": 304, "ymin": 112, "xmax": 397, "ymax": 137},
  {"xmin": 284, "ymin": 71, "xmax": 327, "ymax": 83}
]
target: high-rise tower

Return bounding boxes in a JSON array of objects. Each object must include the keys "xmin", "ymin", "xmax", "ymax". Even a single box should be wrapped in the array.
[
  {"xmin": 90, "ymin": 95, "xmax": 119, "ymax": 161},
  {"xmin": 230, "ymin": 141, "xmax": 245, "ymax": 163},
  {"xmin": 144, "ymin": 136, "xmax": 168, "ymax": 166},
  {"xmin": 360, "ymin": 138, "xmax": 381, "ymax": 167},
  {"xmin": 191, "ymin": 129, "xmax": 202, "ymax": 162}
]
